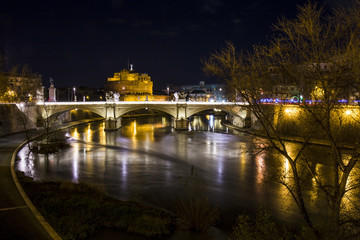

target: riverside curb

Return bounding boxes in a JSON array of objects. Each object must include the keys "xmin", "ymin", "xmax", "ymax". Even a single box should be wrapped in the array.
[
  {"xmin": 221, "ymin": 120, "xmax": 356, "ymax": 149},
  {"xmin": 10, "ymin": 119, "xmax": 101, "ymax": 240},
  {"xmin": 10, "ymin": 139, "xmax": 62, "ymax": 240},
  {"xmin": 8, "ymin": 119, "xmax": 103, "ymax": 240}
]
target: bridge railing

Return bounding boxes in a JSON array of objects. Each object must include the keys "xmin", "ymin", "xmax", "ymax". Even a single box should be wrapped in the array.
[{"xmin": 36, "ymin": 101, "xmax": 248, "ymax": 106}]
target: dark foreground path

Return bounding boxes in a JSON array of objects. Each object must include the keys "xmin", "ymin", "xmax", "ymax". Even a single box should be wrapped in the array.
[
  {"xmin": 0, "ymin": 119, "xmax": 103, "ymax": 240},
  {"xmin": 0, "ymin": 131, "xmax": 53, "ymax": 240}
]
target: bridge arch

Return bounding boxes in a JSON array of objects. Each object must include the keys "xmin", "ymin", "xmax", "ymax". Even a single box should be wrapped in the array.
[
  {"xmin": 36, "ymin": 104, "xmax": 106, "ymax": 119},
  {"xmin": 115, "ymin": 106, "xmax": 177, "ymax": 119},
  {"xmin": 186, "ymin": 105, "xmax": 247, "ymax": 119},
  {"xmin": 186, "ymin": 104, "xmax": 250, "ymax": 128}
]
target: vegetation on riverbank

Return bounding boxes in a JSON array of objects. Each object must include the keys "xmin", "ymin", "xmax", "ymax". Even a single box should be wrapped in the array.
[
  {"xmin": 17, "ymin": 171, "xmax": 174, "ymax": 239},
  {"xmin": 29, "ymin": 139, "xmax": 70, "ymax": 154},
  {"xmin": 16, "ymin": 170, "xmax": 314, "ymax": 240},
  {"xmin": 229, "ymin": 209, "xmax": 313, "ymax": 240},
  {"xmin": 205, "ymin": 2, "xmax": 360, "ymax": 238},
  {"xmin": 176, "ymin": 166, "xmax": 219, "ymax": 232}
]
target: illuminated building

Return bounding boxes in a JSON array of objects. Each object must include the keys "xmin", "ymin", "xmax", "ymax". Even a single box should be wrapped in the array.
[
  {"xmin": 104, "ymin": 68, "xmax": 170, "ymax": 101},
  {"xmin": 105, "ymin": 68, "xmax": 153, "ymax": 96},
  {"xmin": 174, "ymin": 81, "xmax": 226, "ymax": 102},
  {"xmin": 2, "ymin": 70, "xmax": 43, "ymax": 102}
]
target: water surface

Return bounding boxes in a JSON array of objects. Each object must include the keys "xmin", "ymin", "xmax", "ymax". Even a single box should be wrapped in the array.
[{"xmin": 16, "ymin": 115, "xmax": 338, "ymax": 231}]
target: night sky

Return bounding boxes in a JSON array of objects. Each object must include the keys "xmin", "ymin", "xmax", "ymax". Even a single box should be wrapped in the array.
[{"xmin": 0, "ymin": 0, "xmax": 353, "ymax": 90}]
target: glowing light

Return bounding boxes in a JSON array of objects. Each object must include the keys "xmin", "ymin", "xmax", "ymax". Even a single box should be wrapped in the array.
[
  {"xmin": 209, "ymin": 115, "xmax": 214, "ymax": 131},
  {"xmin": 72, "ymin": 143, "xmax": 79, "ymax": 182},
  {"xmin": 345, "ymin": 110, "xmax": 352, "ymax": 115},
  {"xmin": 133, "ymin": 120, "xmax": 137, "ymax": 136},
  {"xmin": 284, "ymin": 106, "xmax": 299, "ymax": 116},
  {"xmin": 99, "ymin": 122, "xmax": 106, "ymax": 144},
  {"xmin": 72, "ymin": 128, "xmax": 79, "ymax": 139},
  {"xmin": 255, "ymin": 153, "xmax": 265, "ymax": 184},
  {"xmin": 86, "ymin": 125, "xmax": 92, "ymax": 142},
  {"xmin": 284, "ymin": 158, "xmax": 289, "ymax": 172}
]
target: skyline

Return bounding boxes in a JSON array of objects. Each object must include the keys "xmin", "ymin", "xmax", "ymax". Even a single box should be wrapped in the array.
[{"xmin": 0, "ymin": 0, "xmax": 352, "ymax": 90}]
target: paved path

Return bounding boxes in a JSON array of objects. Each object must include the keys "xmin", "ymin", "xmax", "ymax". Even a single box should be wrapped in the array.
[
  {"xmin": 0, "ymin": 119, "xmax": 103, "ymax": 240},
  {"xmin": 0, "ymin": 131, "xmax": 53, "ymax": 240}
]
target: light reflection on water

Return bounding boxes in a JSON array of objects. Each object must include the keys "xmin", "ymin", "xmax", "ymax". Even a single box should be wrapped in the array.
[{"xmin": 16, "ymin": 114, "xmax": 351, "ymax": 228}]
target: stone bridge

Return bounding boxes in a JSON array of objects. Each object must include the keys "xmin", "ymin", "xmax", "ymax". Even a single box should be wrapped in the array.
[{"xmin": 34, "ymin": 101, "xmax": 250, "ymax": 130}]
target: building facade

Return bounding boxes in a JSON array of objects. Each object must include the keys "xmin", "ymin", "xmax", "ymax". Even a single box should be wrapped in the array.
[
  {"xmin": 2, "ymin": 71, "xmax": 43, "ymax": 102},
  {"xmin": 105, "ymin": 69, "xmax": 153, "ymax": 96},
  {"xmin": 173, "ymin": 81, "xmax": 227, "ymax": 102}
]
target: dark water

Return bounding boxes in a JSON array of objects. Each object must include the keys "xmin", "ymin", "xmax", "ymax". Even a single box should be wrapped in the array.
[{"xmin": 17, "ymin": 114, "xmax": 349, "ymax": 235}]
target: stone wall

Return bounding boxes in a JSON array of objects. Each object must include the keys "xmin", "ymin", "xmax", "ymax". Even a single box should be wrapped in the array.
[
  {"xmin": 0, "ymin": 104, "xmax": 36, "ymax": 137},
  {"xmin": 0, "ymin": 104, "xmax": 102, "ymax": 137},
  {"xmin": 251, "ymin": 104, "xmax": 360, "ymax": 144}
]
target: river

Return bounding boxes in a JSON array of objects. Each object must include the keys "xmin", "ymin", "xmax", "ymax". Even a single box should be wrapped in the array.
[{"xmin": 16, "ymin": 114, "xmax": 338, "ymax": 235}]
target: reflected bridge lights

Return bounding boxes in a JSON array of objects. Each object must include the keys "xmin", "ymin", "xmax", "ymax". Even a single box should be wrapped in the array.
[
  {"xmin": 209, "ymin": 115, "xmax": 214, "ymax": 131},
  {"xmin": 205, "ymin": 114, "xmax": 214, "ymax": 131}
]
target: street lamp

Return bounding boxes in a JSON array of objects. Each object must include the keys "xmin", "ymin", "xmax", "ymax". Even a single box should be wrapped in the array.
[{"xmin": 73, "ymin": 87, "xmax": 77, "ymax": 101}]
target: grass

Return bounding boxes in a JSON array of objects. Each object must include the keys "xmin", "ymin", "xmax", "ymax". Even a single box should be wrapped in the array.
[{"xmin": 17, "ymin": 171, "xmax": 174, "ymax": 240}]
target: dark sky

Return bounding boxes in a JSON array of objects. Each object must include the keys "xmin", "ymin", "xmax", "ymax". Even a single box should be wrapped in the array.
[{"xmin": 0, "ymin": 0, "xmax": 352, "ymax": 90}]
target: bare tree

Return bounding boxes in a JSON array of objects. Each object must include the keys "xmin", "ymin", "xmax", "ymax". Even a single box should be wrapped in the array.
[
  {"xmin": 204, "ymin": 2, "xmax": 360, "ymax": 239},
  {"xmin": 0, "ymin": 72, "xmax": 8, "ymax": 101},
  {"xmin": 36, "ymin": 103, "xmax": 60, "ymax": 145},
  {"xmin": 5, "ymin": 64, "xmax": 42, "ymax": 102}
]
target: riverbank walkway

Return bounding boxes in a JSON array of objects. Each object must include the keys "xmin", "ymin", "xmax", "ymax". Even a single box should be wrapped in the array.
[
  {"xmin": 0, "ymin": 119, "xmax": 103, "ymax": 240},
  {"xmin": 0, "ymin": 130, "xmax": 53, "ymax": 240},
  {"xmin": 222, "ymin": 120, "xmax": 357, "ymax": 150}
]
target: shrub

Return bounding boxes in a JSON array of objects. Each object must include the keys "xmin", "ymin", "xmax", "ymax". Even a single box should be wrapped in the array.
[
  {"xmin": 230, "ymin": 209, "xmax": 303, "ymax": 240},
  {"xmin": 176, "ymin": 166, "xmax": 219, "ymax": 232}
]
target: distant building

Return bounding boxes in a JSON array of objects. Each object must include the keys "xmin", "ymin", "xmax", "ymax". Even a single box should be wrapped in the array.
[
  {"xmin": 264, "ymin": 62, "xmax": 356, "ymax": 104},
  {"xmin": 188, "ymin": 89, "xmax": 209, "ymax": 102},
  {"xmin": 4, "ymin": 70, "xmax": 43, "ymax": 102},
  {"xmin": 54, "ymin": 87, "xmax": 106, "ymax": 102},
  {"xmin": 104, "ymin": 68, "xmax": 170, "ymax": 101},
  {"xmin": 105, "ymin": 69, "xmax": 153, "ymax": 96},
  {"xmin": 172, "ymin": 81, "xmax": 227, "ymax": 102}
]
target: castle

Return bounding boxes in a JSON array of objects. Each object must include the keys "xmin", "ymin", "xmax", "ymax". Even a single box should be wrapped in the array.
[{"xmin": 104, "ymin": 68, "xmax": 153, "ymax": 96}]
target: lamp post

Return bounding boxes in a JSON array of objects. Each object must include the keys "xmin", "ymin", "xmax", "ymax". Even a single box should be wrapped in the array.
[{"xmin": 73, "ymin": 87, "xmax": 77, "ymax": 101}]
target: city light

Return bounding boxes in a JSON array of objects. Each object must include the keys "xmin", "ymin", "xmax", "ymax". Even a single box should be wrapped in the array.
[
  {"xmin": 36, "ymin": 101, "xmax": 239, "ymax": 106},
  {"xmin": 73, "ymin": 87, "xmax": 77, "ymax": 101},
  {"xmin": 284, "ymin": 106, "xmax": 299, "ymax": 117}
]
